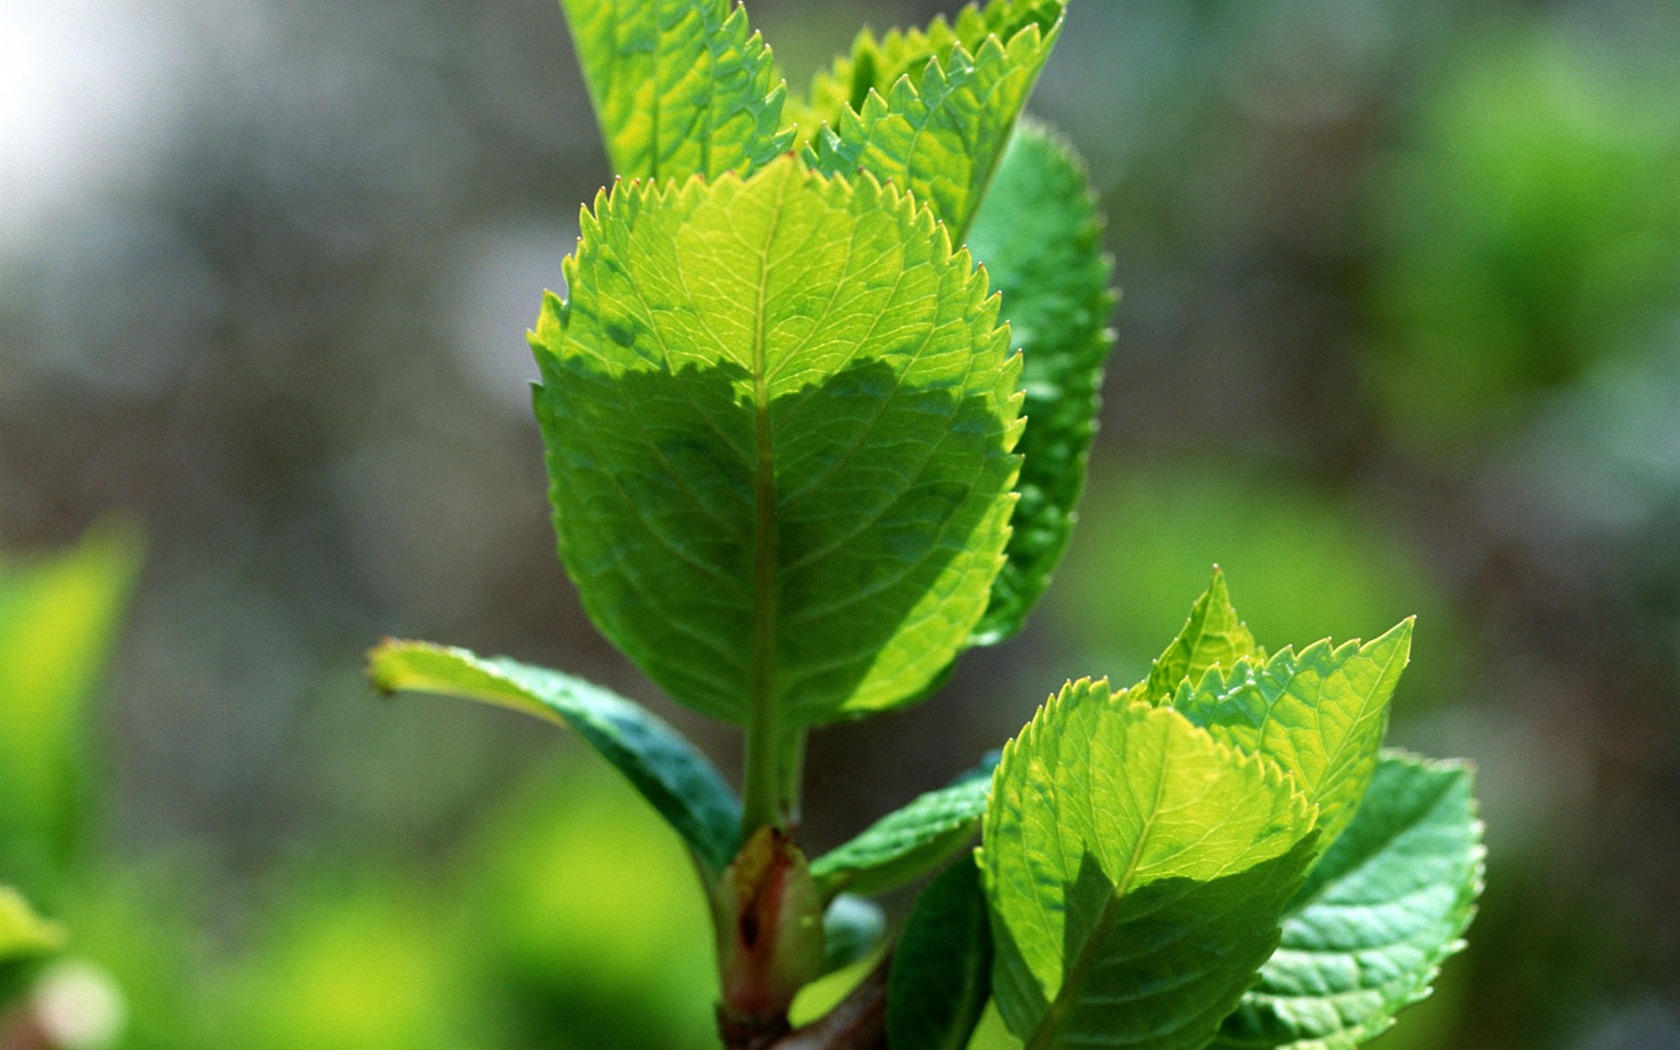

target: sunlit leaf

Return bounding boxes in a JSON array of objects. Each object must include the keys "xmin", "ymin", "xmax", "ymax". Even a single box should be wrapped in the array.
[
  {"xmin": 982, "ymin": 680, "xmax": 1319, "ymax": 1049},
  {"xmin": 807, "ymin": 1, "xmax": 1064, "ymax": 237},
  {"xmin": 532, "ymin": 155, "xmax": 1021, "ymax": 728},
  {"xmin": 560, "ymin": 0, "xmax": 790, "ymax": 180},
  {"xmin": 1171, "ymin": 620, "xmax": 1413, "ymax": 850}
]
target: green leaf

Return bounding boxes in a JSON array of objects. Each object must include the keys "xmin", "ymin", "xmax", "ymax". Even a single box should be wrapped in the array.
[
  {"xmin": 806, "ymin": 2, "xmax": 1065, "ymax": 237},
  {"xmin": 1171, "ymin": 620, "xmax": 1414, "ymax": 851},
  {"xmin": 798, "ymin": 0, "xmax": 1065, "ymax": 139},
  {"xmin": 366, "ymin": 640, "xmax": 741, "ymax": 878},
  {"xmin": 982, "ymin": 680, "xmax": 1320, "ymax": 1050},
  {"xmin": 887, "ymin": 858, "xmax": 994, "ymax": 1050},
  {"xmin": 559, "ymin": 0, "xmax": 791, "ymax": 180},
  {"xmin": 809, "ymin": 752, "xmax": 998, "ymax": 899},
  {"xmin": 821, "ymin": 893, "xmax": 886, "ymax": 976},
  {"xmin": 0, "ymin": 523, "xmax": 142, "ymax": 874},
  {"xmin": 0, "ymin": 884, "xmax": 64, "ymax": 960},
  {"xmin": 1213, "ymin": 751, "xmax": 1485, "ymax": 1049},
  {"xmin": 966, "ymin": 123, "xmax": 1116, "ymax": 644},
  {"xmin": 1125, "ymin": 566, "xmax": 1262, "ymax": 702},
  {"xmin": 532, "ymin": 155, "xmax": 1022, "ymax": 728}
]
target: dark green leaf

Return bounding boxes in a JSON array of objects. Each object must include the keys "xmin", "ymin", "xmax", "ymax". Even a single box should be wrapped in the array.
[
  {"xmin": 366, "ymin": 640, "xmax": 741, "ymax": 877},
  {"xmin": 966, "ymin": 123, "xmax": 1116, "ymax": 644},
  {"xmin": 887, "ymin": 858, "xmax": 994, "ymax": 1050},
  {"xmin": 809, "ymin": 752, "xmax": 998, "ymax": 898}
]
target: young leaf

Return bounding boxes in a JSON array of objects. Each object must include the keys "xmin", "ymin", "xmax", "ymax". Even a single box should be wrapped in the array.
[
  {"xmin": 887, "ymin": 858, "xmax": 994, "ymax": 1050},
  {"xmin": 982, "ymin": 680, "xmax": 1320, "ymax": 1050},
  {"xmin": 808, "ymin": 5, "xmax": 1064, "ymax": 238},
  {"xmin": 1213, "ymin": 751, "xmax": 1485, "ymax": 1049},
  {"xmin": 1171, "ymin": 620, "xmax": 1414, "ymax": 851},
  {"xmin": 809, "ymin": 751, "xmax": 998, "ymax": 899},
  {"xmin": 799, "ymin": 0, "xmax": 1066, "ymax": 141},
  {"xmin": 366, "ymin": 639, "xmax": 742, "ymax": 878},
  {"xmin": 966, "ymin": 123, "xmax": 1116, "ymax": 644},
  {"xmin": 1125, "ymin": 566, "xmax": 1262, "ymax": 702},
  {"xmin": 559, "ymin": 0, "xmax": 791, "ymax": 180},
  {"xmin": 532, "ymin": 155, "xmax": 1022, "ymax": 729}
]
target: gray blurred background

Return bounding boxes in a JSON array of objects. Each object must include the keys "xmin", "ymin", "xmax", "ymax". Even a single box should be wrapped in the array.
[{"xmin": 2, "ymin": 0, "xmax": 1678, "ymax": 1046}]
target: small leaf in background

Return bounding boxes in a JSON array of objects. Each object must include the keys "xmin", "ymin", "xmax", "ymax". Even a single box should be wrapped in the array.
[
  {"xmin": 533, "ymin": 156, "xmax": 1021, "ymax": 728},
  {"xmin": 809, "ymin": 751, "xmax": 997, "ymax": 899},
  {"xmin": 1126, "ymin": 566, "xmax": 1260, "ymax": 703},
  {"xmin": 366, "ymin": 640, "xmax": 741, "ymax": 878},
  {"xmin": 1171, "ymin": 619, "xmax": 1413, "ymax": 851},
  {"xmin": 982, "ymin": 679, "xmax": 1319, "ymax": 1050},
  {"xmin": 808, "ymin": 4, "xmax": 1064, "ymax": 238},
  {"xmin": 819, "ymin": 894, "xmax": 886, "ymax": 976},
  {"xmin": 966, "ymin": 123, "xmax": 1116, "ymax": 645},
  {"xmin": 887, "ymin": 858, "xmax": 993, "ymax": 1050},
  {"xmin": 1213, "ymin": 752, "xmax": 1485, "ymax": 1049},
  {"xmin": 0, "ymin": 884, "xmax": 64, "ymax": 960},
  {"xmin": 0, "ymin": 523, "xmax": 142, "ymax": 876},
  {"xmin": 559, "ymin": 0, "xmax": 790, "ymax": 180}
]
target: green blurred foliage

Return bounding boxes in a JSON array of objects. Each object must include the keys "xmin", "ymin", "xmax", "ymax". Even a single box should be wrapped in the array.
[{"xmin": 1365, "ymin": 18, "xmax": 1680, "ymax": 449}]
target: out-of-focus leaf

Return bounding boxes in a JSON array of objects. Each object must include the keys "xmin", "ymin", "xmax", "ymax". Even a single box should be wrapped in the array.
[
  {"xmin": 531, "ymin": 156, "xmax": 1021, "ymax": 729},
  {"xmin": 821, "ymin": 894, "xmax": 886, "ymax": 976},
  {"xmin": 0, "ymin": 885, "xmax": 64, "ymax": 960},
  {"xmin": 366, "ymin": 640, "xmax": 741, "ymax": 877},
  {"xmin": 1213, "ymin": 752, "xmax": 1485, "ymax": 1048},
  {"xmin": 887, "ymin": 858, "xmax": 993, "ymax": 1050},
  {"xmin": 809, "ymin": 752, "xmax": 998, "ymax": 898},
  {"xmin": 0, "ymin": 523, "xmax": 142, "ymax": 873}
]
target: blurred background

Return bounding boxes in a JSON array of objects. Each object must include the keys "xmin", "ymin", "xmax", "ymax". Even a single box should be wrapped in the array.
[{"xmin": 2, "ymin": 0, "xmax": 1678, "ymax": 1046}]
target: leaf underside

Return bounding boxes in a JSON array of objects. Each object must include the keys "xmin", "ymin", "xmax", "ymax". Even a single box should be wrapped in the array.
[
  {"xmin": 366, "ymin": 640, "xmax": 742, "ymax": 877},
  {"xmin": 1213, "ymin": 751, "xmax": 1485, "ymax": 1049},
  {"xmin": 559, "ymin": 0, "xmax": 791, "ymax": 180},
  {"xmin": 532, "ymin": 156, "xmax": 1022, "ymax": 728},
  {"xmin": 983, "ymin": 680, "xmax": 1319, "ymax": 1050},
  {"xmin": 965, "ymin": 122, "xmax": 1115, "ymax": 645}
]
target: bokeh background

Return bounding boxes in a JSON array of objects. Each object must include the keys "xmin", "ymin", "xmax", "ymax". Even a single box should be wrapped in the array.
[{"xmin": 3, "ymin": 0, "xmax": 1678, "ymax": 1046}]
